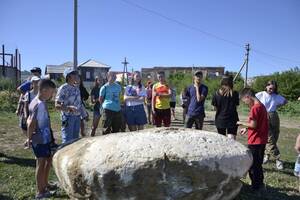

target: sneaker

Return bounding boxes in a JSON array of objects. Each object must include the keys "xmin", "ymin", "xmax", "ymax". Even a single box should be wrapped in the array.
[
  {"xmin": 35, "ymin": 191, "xmax": 51, "ymax": 199},
  {"xmin": 263, "ymin": 155, "xmax": 269, "ymax": 164},
  {"xmin": 276, "ymin": 159, "xmax": 284, "ymax": 170},
  {"xmin": 47, "ymin": 181, "xmax": 59, "ymax": 191}
]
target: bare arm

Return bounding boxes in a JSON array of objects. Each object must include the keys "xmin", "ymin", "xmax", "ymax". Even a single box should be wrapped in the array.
[
  {"xmin": 295, "ymin": 134, "xmax": 300, "ymax": 153},
  {"xmin": 194, "ymin": 85, "xmax": 202, "ymax": 102},
  {"xmin": 27, "ymin": 117, "xmax": 37, "ymax": 141},
  {"xmin": 151, "ymin": 87, "xmax": 156, "ymax": 113},
  {"xmin": 237, "ymin": 119, "xmax": 257, "ymax": 129}
]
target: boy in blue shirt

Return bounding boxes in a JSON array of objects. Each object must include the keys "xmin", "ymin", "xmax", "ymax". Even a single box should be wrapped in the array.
[{"xmin": 27, "ymin": 79, "xmax": 56, "ymax": 199}]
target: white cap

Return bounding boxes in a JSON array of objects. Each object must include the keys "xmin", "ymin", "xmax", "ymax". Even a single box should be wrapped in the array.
[{"xmin": 31, "ymin": 76, "xmax": 41, "ymax": 82}]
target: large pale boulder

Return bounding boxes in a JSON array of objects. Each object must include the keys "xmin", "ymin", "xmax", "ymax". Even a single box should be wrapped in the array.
[{"xmin": 53, "ymin": 127, "xmax": 252, "ymax": 200}]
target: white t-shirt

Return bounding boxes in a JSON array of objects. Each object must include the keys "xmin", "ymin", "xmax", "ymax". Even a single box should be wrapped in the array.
[
  {"xmin": 124, "ymin": 85, "xmax": 147, "ymax": 107},
  {"xmin": 255, "ymin": 91, "xmax": 286, "ymax": 112}
]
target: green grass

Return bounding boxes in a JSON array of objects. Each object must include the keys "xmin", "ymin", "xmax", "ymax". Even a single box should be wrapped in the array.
[{"xmin": 0, "ymin": 110, "xmax": 300, "ymax": 199}]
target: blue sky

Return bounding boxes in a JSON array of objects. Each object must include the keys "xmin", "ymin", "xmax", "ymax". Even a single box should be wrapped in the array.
[{"xmin": 1, "ymin": 0, "xmax": 299, "ymax": 77}]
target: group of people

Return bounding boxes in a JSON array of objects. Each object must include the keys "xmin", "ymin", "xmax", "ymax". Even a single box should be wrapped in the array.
[{"xmin": 16, "ymin": 66, "xmax": 299, "ymax": 198}]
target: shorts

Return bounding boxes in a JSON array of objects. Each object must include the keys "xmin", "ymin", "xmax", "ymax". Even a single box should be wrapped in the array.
[
  {"xmin": 153, "ymin": 108, "xmax": 171, "ymax": 127},
  {"xmin": 170, "ymin": 102, "xmax": 176, "ymax": 108},
  {"xmin": 32, "ymin": 143, "xmax": 51, "ymax": 158},
  {"xmin": 102, "ymin": 109, "xmax": 122, "ymax": 134},
  {"xmin": 217, "ymin": 126, "xmax": 238, "ymax": 136},
  {"xmin": 125, "ymin": 104, "xmax": 147, "ymax": 126},
  {"xmin": 185, "ymin": 115, "xmax": 204, "ymax": 130},
  {"xmin": 61, "ymin": 115, "xmax": 81, "ymax": 144}
]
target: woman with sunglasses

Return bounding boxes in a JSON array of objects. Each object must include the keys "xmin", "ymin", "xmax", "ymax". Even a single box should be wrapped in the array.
[{"xmin": 256, "ymin": 80, "xmax": 288, "ymax": 170}]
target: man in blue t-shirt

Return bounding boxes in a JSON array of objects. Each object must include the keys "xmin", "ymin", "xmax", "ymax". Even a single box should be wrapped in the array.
[
  {"xmin": 99, "ymin": 71, "xmax": 122, "ymax": 134},
  {"xmin": 185, "ymin": 71, "xmax": 208, "ymax": 130}
]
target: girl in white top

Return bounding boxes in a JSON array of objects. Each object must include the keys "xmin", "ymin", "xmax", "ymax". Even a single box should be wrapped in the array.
[
  {"xmin": 124, "ymin": 71, "xmax": 147, "ymax": 131},
  {"xmin": 255, "ymin": 80, "xmax": 287, "ymax": 170}
]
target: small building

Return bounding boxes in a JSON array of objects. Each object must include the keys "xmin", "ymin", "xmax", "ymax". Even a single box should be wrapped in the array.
[
  {"xmin": 45, "ymin": 61, "xmax": 73, "ymax": 80},
  {"xmin": 78, "ymin": 59, "xmax": 110, "ymax": 83},
  {"xmin": 45, "ymin": 59, "xmax": 110, "ymax": 88}
]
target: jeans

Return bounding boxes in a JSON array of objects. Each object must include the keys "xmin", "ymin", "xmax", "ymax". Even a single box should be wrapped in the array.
[
  {"xmin": 248, "ymin": 144, "xmax": 266, "ymax": 190},
  {"xmin": 61, "ymin": 114, "xmax": 81, "ymax": 144}
]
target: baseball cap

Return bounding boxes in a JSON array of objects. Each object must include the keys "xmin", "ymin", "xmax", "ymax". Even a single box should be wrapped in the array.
[
  {"xmin": 63, "ymin": 67, "xmax": 78, "ymax": 78},
  {"xmin": 30, "ymin": 76, "xmax": 41, "ymax": 82},
  {"xmin": 194, "ymin": 70, "xmax": 203, "ymax": 77},
  {"xmin": 30, "ymin": 67, "xmax": 42, "ymax": 73}
]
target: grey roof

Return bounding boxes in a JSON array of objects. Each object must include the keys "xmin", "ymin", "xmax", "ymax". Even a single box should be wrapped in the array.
[
  {"xmin": 45, "ymin": 65, "xmax": 70, "ymax": 74},
  {"xmin": 45, "ymin": 59, "xmax": 110, "ymax": 74},
  {"xmin": 78, "ymin": 59, "xmax": 110, "ymax": 68},
  {"xmin": 45, "ymin": 61, "xmax": 73, "ymax": 74}
]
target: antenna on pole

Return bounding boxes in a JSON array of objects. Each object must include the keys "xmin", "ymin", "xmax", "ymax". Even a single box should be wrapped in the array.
[
  {"xmin": 73, "ymin": 0, "xmax": 78, "ymax": 70},
  {"xmin": 122, "ymin": 57, "xmax": 129, "ymax": 85}
]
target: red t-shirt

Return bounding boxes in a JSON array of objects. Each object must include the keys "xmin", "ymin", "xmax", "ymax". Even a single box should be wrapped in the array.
[{"xmin": 247, "ymin": 103, "xmax": 268, "ymax": 145}]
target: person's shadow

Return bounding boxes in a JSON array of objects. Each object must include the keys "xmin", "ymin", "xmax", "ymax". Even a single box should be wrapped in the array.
[
  {"xmin": 235, "ymin": 182, "xmax": 300, "ymax": 200},
  {"xmin": 0, "ymin": 194, "xmax": 14, "ymax": 200},
  {"xmin": 263, "ymin": 160, "xmax": 296, "ymax": 176},
  {"xmin": 0, "ymin": 152, "xmax": 35, "ymax": 168}
]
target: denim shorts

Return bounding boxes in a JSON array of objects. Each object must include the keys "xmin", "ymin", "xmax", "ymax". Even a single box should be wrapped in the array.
[
  {"xmin": 61, "ymin": 114, "xmax": 81, "ymax": 144},
  {"xmin": 125, "ymin": 104, "xmax": 147, "ymax": 126},
  {"xmin": 32, "ymin": 143, "xmax": 51, "ymax": 158}
]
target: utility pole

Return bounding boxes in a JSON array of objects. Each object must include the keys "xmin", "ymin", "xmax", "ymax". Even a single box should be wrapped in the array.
[
  {"xmin": 122, "ymin": 57, "xmax": 129, "ymax": 85},
  {"xmin": 244, "ymin": 43, "xmax": 250, "ymax": 88},
  {"xmin": 2, "ymin": 45, "xmax": 5, "ymax": 76},
  {"xmin": 233, "ymin": 43, "xmax": 250, "ymax": 87},
  {"xmin": 73, "ymin": 0, "xmax": 78, "ymax": 70}
]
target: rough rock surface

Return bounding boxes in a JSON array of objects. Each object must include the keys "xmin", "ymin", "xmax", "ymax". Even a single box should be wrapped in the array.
[{"xmin": 52, "ymin": 127, "xmax": 253, "ymax": 200}]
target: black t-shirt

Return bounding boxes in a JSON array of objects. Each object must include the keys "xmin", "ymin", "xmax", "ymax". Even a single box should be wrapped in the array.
[
  {"xmin": 211, "ymin": 90, "xmax": 239, "ymax": 128},
  {"xmin": 91, "ymin": 86, "xmax": 100, "ymax": 111}
]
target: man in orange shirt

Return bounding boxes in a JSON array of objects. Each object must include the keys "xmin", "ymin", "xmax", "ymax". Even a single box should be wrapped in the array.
[{"xmin": 152, "ymin": 71, "xmax": 171, "ymax": 127}]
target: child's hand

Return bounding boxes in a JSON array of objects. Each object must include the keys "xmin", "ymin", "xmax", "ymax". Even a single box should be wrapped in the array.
[
  {"xmin": 67, "ymin": 106, "xmax": 78, "ymax": 112},
  {"xmin": 236, "ymin": 121, "xmax": 243, "ymax": 126},
  {"xmin": 240, "ymin": 128, "xmax": 247, "ymax": 135}
]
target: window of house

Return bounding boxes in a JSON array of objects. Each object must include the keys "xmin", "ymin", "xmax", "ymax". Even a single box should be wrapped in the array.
[{"xmin": 86, "ymin": 71, "xmax": 91, "ymax": 80}]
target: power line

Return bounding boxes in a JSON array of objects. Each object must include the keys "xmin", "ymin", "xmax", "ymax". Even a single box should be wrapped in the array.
[
  {"xmin": 120, "ymin": 0, "xmax": 300, "ymax": 65},
  {"xmin": 252, "ymin": 48, "xmax": 300, "ymax": 65},
  {"xmin": 120, "ymin": 0, "xmax": 244, "ymax": 48}
]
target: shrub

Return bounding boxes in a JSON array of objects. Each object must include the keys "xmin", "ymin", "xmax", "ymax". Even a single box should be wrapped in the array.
[
  {"xmin": 0, "ymin": 91, "xmax": 19, "ymax": 112},
  {"xmin": 0, "ymin": 78, "xmax": 15, "ymax": 91},
  {"xmin": 252, "ymin": 67, "xmax": 300, "ymax": 100}
]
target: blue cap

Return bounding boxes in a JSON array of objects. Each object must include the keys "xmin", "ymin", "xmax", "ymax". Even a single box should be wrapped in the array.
[
  {"xmin": 63, "ymin": 67, "xmax": 78, "ymax": 78},
  {"xmin": 30, "ymin": 67, "xmax": 41, "ymax": 73}
]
